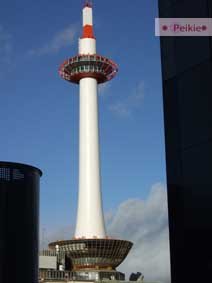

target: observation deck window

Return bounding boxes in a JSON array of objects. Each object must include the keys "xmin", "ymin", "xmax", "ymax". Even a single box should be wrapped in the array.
[
  {"xmin": 79, "ymin": 66, "xmax": 84, "ymax": 72},
  {"xmin": 90, "ymin": 65, "xmax": 94, "ymax": 72}
]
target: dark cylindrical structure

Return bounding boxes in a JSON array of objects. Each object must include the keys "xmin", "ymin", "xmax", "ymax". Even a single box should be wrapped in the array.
[{"xmin": 0, "ymin": 162, "xmax": 42, "ymax": 283}]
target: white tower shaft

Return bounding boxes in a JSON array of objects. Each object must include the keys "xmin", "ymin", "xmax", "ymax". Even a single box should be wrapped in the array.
[{"xmin": 74, "ymin": 4, "xmax": 106, "ymax": 239}]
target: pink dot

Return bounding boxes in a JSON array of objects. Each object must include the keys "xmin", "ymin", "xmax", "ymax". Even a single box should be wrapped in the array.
[
  {"xmin": 162, "ymin": 25, "xmax": 168, "ymax": 31},
  {"xmin": 202, "ymin": 25, "xmax": 207, "ymax": 31}
]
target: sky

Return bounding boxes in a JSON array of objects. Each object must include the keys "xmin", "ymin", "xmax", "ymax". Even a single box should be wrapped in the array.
[{"xmin": 0, "ymin": 1, "xmax": 170, "ymax": 282}]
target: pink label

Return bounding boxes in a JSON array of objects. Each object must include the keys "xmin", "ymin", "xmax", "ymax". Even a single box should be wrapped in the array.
[{"xmin": 155, "ymin": 18, "xmax": 212, "ymax": 36}]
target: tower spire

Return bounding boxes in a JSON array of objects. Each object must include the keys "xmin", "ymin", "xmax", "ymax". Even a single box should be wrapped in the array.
[{"xmin": 82, "ymin": 0, "xmax": 95, "ymax": 38}]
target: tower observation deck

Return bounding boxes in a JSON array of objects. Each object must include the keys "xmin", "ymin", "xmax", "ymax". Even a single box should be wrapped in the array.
[{"xmin": 49, "ymin": 1, "xmax": 133, "ymax": 278}]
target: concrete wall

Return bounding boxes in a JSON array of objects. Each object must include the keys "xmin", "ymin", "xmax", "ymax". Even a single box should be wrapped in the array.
[{"xmin": 39, "ymin": 256, "xmax": 57, "ymax": 269}]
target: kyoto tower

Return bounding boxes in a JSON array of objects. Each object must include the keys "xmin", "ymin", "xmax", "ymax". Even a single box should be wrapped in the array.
[{"xmin": 49, "ymin": 1, "xmax": 133, "ymax": 280}]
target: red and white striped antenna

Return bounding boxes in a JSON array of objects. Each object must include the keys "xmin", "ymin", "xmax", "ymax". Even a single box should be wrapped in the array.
[{"xmin": 82, "ymin": 0, "xmax": 94, "ymax": 38}]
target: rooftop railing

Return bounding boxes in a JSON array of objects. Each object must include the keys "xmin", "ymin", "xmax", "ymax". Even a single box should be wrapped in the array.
[{"xmin": 39, "ymin": 250, "xmax": 57, "ymax": 257}]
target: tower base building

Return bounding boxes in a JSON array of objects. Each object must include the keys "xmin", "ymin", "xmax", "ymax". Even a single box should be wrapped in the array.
[{"xmin": 47, "ymin": 238, "xmax": 132, "ymax": 281}]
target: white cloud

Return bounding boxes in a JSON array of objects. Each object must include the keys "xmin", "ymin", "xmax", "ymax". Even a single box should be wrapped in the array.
[
  {"xmin": 28, "ymin": 24, "xmax": 78, "ymax": 56},
  {"xmin": 109, "ymin": 81, "xmax": 145, "ymax": 117},
  {"xmin": 107, "ymin": 183, "xmax": 171, "ymax": 283}
]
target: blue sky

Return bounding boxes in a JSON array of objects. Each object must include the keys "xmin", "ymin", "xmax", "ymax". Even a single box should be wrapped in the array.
[
  {"xmin": 0, "ymin": 0, "xmax": 166, "ymax": 236},
  {"xmin": 0, "ymin": 1, "xmax": 171, "ymax": 281}
]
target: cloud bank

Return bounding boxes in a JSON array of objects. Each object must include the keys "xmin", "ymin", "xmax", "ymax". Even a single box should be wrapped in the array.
[{"xmin": 107, "ymin": 183, "xmax": 171, "ymax": 283}]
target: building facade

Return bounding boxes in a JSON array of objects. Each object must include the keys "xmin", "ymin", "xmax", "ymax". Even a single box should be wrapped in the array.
[
  {"xmin": 0, "ymin": 162, "xmax": 42, "ymax": 283},
  {"xmin": 158, "ymin": 1, "xmax": 212, "ymax": 282}
]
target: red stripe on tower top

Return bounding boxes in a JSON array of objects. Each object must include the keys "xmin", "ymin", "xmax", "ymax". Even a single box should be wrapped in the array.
[{"xmin": 81, "ymin": 25, "xmax": 95, "ymax": 39}]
